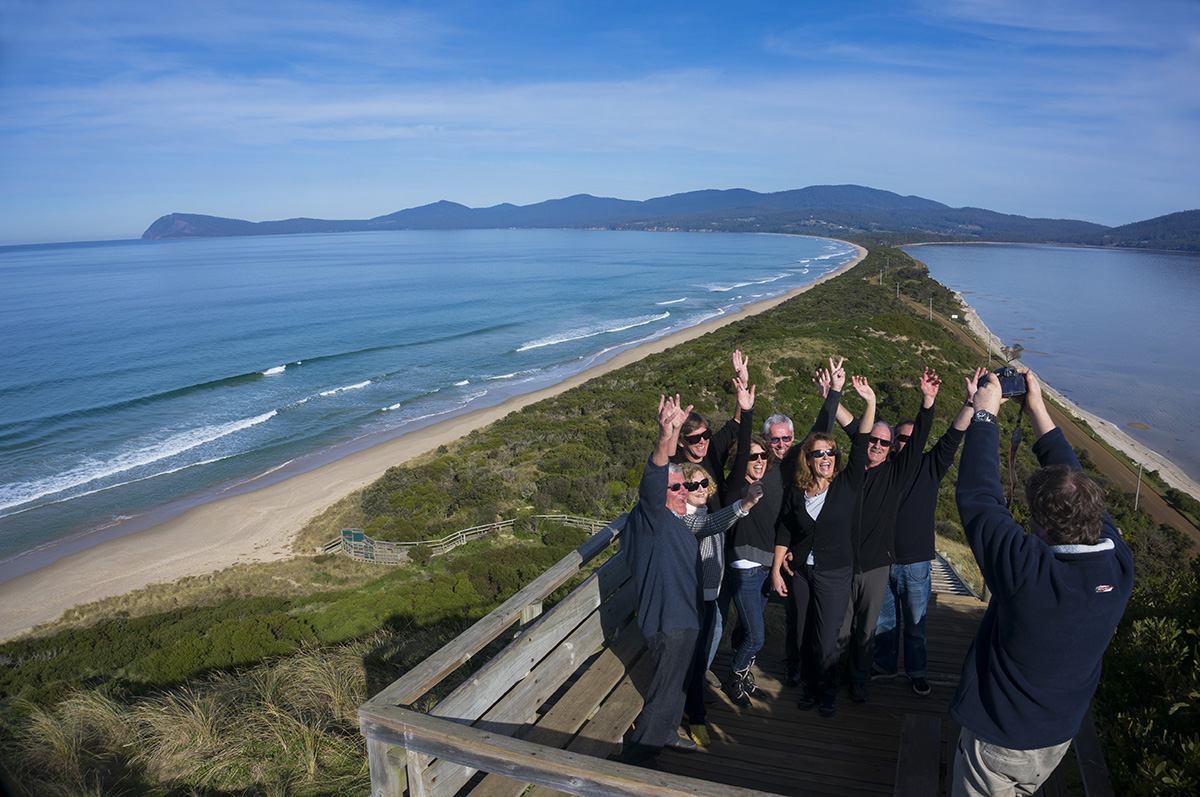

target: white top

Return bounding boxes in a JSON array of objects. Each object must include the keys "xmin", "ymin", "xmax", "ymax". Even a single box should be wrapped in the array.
[{"xmin": 803, "ymin": 490, "xmax": 827, "ymax": 566}]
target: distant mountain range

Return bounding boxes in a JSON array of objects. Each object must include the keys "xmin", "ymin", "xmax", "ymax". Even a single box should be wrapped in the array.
[{"xmin": 142, "ymin": 185, "xmax": 1200, "ymax": 252}]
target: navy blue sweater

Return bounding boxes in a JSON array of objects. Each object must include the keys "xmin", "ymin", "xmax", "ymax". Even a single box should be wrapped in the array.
[
  {"xmin": 950, "ymin": 423, "xmax": 1133, "ymax": 750},
  {"xmin": 622, "ymin": 457, "xmax": 705, "ymax": 638}
]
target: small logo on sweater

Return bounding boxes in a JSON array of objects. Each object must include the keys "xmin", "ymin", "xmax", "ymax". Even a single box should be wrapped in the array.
[{"xmin": 1095, "ymin": 584, "xmax": 1114, "ymax": 593}]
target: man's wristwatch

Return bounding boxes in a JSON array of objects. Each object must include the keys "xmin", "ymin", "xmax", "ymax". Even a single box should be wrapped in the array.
[{"xmin": 972, "ymin": 409, "xmax": 997, "ymax": 425}]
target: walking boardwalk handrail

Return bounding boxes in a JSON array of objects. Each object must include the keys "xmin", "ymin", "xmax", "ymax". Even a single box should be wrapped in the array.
[{"xmin": 328, "ymin": 514, "xmax": 609, "ymax": 563}]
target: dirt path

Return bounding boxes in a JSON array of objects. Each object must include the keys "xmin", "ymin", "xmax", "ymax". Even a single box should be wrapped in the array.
[{"xmin": 900, "ymin": 291, "xmax": 1199, "ymax": 548}]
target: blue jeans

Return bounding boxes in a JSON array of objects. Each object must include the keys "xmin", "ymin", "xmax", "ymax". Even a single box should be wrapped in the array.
[
  {"xmin": 873, "ymin": 560, "xmax": 931, "ymax": 678},
  {"xmin": 730, "ymin": 565, "xmax": 769, "ymax": 672}
]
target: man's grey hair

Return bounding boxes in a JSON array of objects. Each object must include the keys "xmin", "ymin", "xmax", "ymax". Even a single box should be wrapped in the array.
[
  {"xmin": 668, "ymin": 463, "xmax": 684, "ymax": 479},
  {"xmin": 872, "ymin": 421, "xmax": 894, "ymax": 439},
  {"xmin": 763, "ymin": 414, "xmax": 794, "ymax": 437}
]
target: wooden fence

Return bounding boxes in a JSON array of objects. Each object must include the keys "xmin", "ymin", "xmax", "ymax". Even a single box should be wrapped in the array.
[
  {"xmin": 359, "ymin": 514, "xmax": 637, "ymax": 797},
  {"xmin": 325, "ymin": 515, "xmax": 610, "ymax": 564}
]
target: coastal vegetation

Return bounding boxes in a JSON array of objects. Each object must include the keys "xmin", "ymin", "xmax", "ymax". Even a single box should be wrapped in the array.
[{"xmin": 1, "ymin": 247, "xmax": 1197, "ymax": 794}]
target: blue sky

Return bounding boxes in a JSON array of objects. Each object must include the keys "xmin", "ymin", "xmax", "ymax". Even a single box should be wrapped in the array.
[{"xmin": 1, "ymin": 0, "xmax": 1198, "ymax": 244}]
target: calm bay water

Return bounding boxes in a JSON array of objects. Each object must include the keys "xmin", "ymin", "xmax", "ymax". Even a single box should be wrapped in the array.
[
  {"xmin": 904, "ymin": 243, "xmax": 1200, "ymax": 483},
  {"xmin": 0, "ymin": 229, "xmax": 856, "ymax": 570}
]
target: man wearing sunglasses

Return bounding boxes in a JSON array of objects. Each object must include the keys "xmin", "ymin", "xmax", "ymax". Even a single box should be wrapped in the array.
[
  {"xmin": 820, "ymin": 364, "xmax": 940, "ymax": 704},
  {"xmin": 621, "ymin": 393, "xmax": 718, "ymax": 768},
  {"xmin": 873, "ymin": 368, "xmax": 987, "ymax": 696}
]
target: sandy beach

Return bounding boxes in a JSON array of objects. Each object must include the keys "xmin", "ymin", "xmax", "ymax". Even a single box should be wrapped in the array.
[
  {"xmin": 0, "ymin": 244, "xmax": 866, "ymax": 642},
  {"xmin": 956, "ymin": 292, "xmax": 1200, "ymax": 499}
]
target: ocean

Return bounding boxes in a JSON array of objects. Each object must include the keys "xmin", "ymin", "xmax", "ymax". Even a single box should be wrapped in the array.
[
  {"xmin": 0, "ymin": 229, "xmax": 857, "ymax": 574},
  {"xmin": 904, "ymin": 243, "xmax": 1200, "ymax": 484}
]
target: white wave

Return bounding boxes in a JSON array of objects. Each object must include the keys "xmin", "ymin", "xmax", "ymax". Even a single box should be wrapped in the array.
[
  {"xmin": 0, "ymin": 454, "xmax": 234, "ymax": 523},
  {"xmin": 0, "ymin": 413, "xmax": 275, "ymax": 513},
  {"xmin": 656, "ymin": 297, "xmax": 687, "ymax": 305},
  {"xmin": 319, "ymin": 380, "xmax": 371, "ymax": 397},
  {"xmin": 516, "ymin": 311, "xmax": 670, "ymax": 351},
  {"xmin": 704, "ymin": 273, "xmax": 791, "ymax": 292},
  {"xmin": 687, "ymin": 308, "xmax": 730, "ymax": 326},
  {"xmin": 454, "ymin": 379, "xmax": 470, "ymax": 386},
  {"xmin": 262, "ymin": 365, "xmax": 286, "ymax": 375}
]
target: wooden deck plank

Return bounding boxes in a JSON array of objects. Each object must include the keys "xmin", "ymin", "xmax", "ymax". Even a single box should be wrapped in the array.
[
  {"xmin": 894, "ymin": 714, "xmax": 941, "ymax": 797},
  {"xmin": 647, "ymin": 592, "xmax": 988, "ymax": 797}
]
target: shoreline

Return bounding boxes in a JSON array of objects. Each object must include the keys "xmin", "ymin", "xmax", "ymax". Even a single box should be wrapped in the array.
[
  {"xmin": 954, "ymin": 291, "xmax": 1200, "ymax": 499},
  {"xmin": 0, "ymin": 243, "xmax": 866, "ymax": 642}
]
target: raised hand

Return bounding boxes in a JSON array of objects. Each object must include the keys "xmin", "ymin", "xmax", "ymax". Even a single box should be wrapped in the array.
[
  {"xmin": 733, "ymin": 374, "xmax": 757, "ymax": 412},
  {"xmin": 829, "ymin": 356, "xmax": 847, "ymax": 392},
  {"xmin": 658, "ymin": 393, "xmax": 691, "ymax": 436},
  {"xmin": 919, "ymin": 366, "xmax": 941, "ymax": 407},
  {"xmin": 733, "ymin": 350, "xmax": 750, "ymax": 385},
  {"xmin": 851, "ymin": 375, "xmax": 875, "ymax": 403},
  {"xmin": 965, "ymin": 367, "xmax": 988, "ymax": 400},
  {"xmin": 813, "ymin": 366, "xmax": 832, "ymax": 398}
]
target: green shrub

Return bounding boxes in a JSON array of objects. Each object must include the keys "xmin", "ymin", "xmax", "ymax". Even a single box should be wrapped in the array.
[
  {"xmin": 1094, "ymin": 556, "xmax": 1200, "ymax": 794},
  {"xmin": 407, "ymin": 544, "xmax": 433, "ymax": 566}
]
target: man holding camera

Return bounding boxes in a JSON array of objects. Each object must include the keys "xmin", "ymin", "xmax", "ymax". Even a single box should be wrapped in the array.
[{"xmin": 950, "ymin": 369, "xmax": 1133, "ymax": 796}]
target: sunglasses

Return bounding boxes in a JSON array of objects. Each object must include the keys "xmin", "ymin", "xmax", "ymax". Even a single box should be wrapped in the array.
[
  {"xmin": 769, "ymin": 435, "xmax": 793, "ymax": 445},
  {"xmin": 683, "ymin": 479, "xmax": 710, "ymax": 491},
  {"xmin": 748, "ymin": 452, "xmax": 768, "ymax": 462},
  {"xmin": 809, "ymin": 448, "xmax": 837, "ymax": 459},
  {"xmin": 684, "ymin": 430, "xmax": 712, "ymax": 444},
  {"xmin": 868, "ymin": 435, "xmax": 892, "ymax": 448},
  {"xmin": 667, "ymin": 483, "xmax": 687, "ymax": 492},
  {"xmin": 896, "ymin": 434, "xmax": 911, "ymax": 443}
]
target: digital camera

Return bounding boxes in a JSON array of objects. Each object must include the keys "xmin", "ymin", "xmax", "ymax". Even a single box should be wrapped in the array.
[{"xmin": 994, "ymin": 366, "xmax": 1027, "ymax": 398}]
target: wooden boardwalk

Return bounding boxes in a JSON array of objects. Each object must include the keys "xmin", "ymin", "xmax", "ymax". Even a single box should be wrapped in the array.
[
  {"xmin": 651, "ymin": 592, "xmax": 986, "ymax": 797},
  {"xmin": 360, "ymin": 530, "xmax": 1108, "ymax": 797}
]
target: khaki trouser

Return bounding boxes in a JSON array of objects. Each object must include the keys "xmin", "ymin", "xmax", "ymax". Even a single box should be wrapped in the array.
[{"xmin": 952, "ymin": 726, "xmax": 1071, "ymax": 797}]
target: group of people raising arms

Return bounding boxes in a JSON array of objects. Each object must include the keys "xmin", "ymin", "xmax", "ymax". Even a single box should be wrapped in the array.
[
  {"xmin": 620, "ymin": 350, "xmax": 980, "ymax": 766},
  {"xmin": 621, "ymin": 348, "xmax": 1132, "ymax": 797}
]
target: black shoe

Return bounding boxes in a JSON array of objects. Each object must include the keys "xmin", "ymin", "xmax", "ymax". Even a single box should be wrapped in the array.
[
  {"xmin": 850, "ymin": 681, "xmax": 868, "ymax": 703},
  {"xmin": 723, "ymin": 675, "xmax": 751, "ymax": 708},
  {"xmin": 818, "ymin": 699, "xmax": 837, "ymax": 718},
  {"xmin": 785, "ymin": 665, "xmax": 802, "ymax": 688},
  {"xmin": 911, "ymin": 677, "xmax": 931, "ymax": 696},
  {"xmin": 743, "ymin": 669, "xmax": 768, "ymax": 699},
  {"xmin": 870, "ymin": 666, "xmax": 897, "ymax": 681},
  {"xmin": 797, "ymin": 691, "xmax": 816, "ymax": 711}
]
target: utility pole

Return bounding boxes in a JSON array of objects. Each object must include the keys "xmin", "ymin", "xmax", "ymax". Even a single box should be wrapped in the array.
[{"xmin": 928, "ymin": 297, "xmax": 933, "ymax": 320}]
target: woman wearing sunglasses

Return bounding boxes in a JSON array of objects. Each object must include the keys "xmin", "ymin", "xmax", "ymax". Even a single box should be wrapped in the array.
[
  {"xmin": 678, "ymin": 460, "xmax": 761, "ymax": 744},
  {"xmin": 771, "ymin": 375, "xmax": 876, "ymax": 718}
]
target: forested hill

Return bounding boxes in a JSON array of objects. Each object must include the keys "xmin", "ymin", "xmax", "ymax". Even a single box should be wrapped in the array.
[
  {"xmin": 1068, "ymin": 208, "xmax": 1200, "ymax": 252},
  {"xmin": 141, "ymin": 185, "xmax": 1200, "ymax": 251}
]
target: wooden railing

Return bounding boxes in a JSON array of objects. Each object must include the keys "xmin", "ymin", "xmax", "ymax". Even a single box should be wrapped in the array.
[
  {"xmin": 327, "ymin": 514, "xmax": 610, "ymax": 564},
  {"xmin": 358, "ymin": 513, "xmax": 694, "ymax": 797}
]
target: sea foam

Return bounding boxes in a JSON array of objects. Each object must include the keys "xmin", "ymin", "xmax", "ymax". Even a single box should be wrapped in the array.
[
  {"xmin": 0, "ymin": 411, "xmax": 277, "ymax": 514},
  {"xmin": 516, "ymin": 311, "xmax": 671, "ymax": 352}
]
